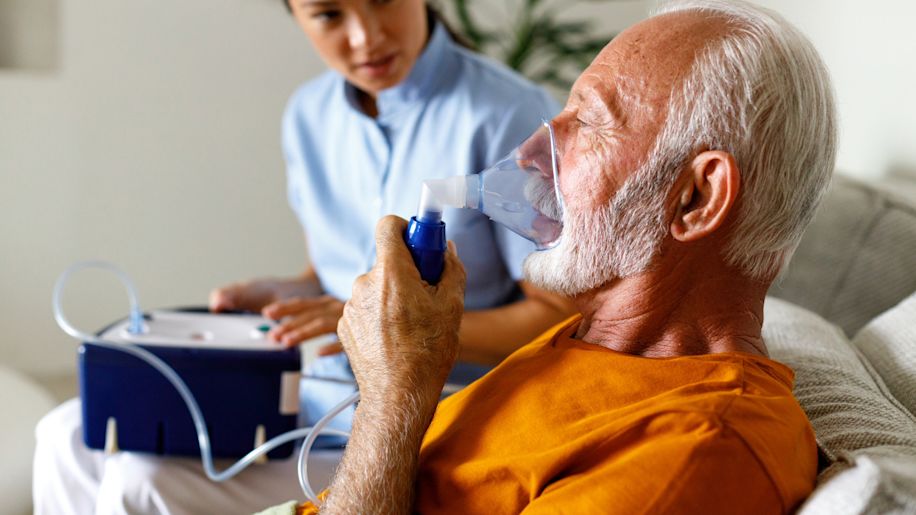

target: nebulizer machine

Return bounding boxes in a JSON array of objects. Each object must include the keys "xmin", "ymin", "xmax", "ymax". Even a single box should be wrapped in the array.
[{"xmin": 53, "ymin": 120, "xmax": 564, "ymax": 506}]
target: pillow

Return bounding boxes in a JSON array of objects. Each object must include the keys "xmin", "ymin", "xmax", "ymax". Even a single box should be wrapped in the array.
[
  {"xmin": 769, "ymin": 176, "xmax": 916, "ymax": 336},
  {"xmin": 852, "ymin": 291, "xmax": 916, "ymax": 418},
  {"xmin": 762, "ymin": 297, "xmax": 916, "ymax": 461},
  {"xmin": 798, "ymin": 447, "xmax": 916, "ymax": 515}
]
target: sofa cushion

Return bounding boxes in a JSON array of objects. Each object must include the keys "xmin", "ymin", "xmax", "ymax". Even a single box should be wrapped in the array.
[
  {"xmin": 798, "ymin": 446, "xmax": 916, "ymax": 515},
  {"xmin": 852, "ymin": 291, "xmax": 916, "ymax": 419},
  {"xmin": 762, "ymin": 297, "xmax": 916, "ymax": 461},
  {"xmin": 770, "ymin": 175, "xmax": 916, "ymax": 336}
]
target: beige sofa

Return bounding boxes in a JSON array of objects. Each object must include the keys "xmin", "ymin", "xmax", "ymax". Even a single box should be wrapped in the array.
[{"xmin": 766, "ymin": 174, "xmax": 916, "ymax": 513}]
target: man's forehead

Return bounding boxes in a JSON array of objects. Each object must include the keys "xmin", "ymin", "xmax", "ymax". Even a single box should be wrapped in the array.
[{"xmin": 580, "ymin": 10, "xmax": 728, "ymax": 101}]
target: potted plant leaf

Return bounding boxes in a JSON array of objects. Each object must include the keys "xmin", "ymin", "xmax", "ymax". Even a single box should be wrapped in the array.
[{"xmin": 440, "ymin": 0, "xmax": 619, "ymax": 90}]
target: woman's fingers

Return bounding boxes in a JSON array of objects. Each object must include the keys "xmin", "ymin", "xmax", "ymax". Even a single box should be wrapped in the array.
[
  {"xmin": 208, "ymin": 288, "xmax": 236, "ymax": 313},
  {"xmin": 316, "ymin": 342, "xmax": 345, "ymax": 356},
  {"xmin": 209, "ymin": 280, "xmax": 279, "ymax": 313},
  {"xmin": 262, "ymin": 297, "xmax": 312, "ymax": 320},
  {"xmin": 264, "ymin": 295, "xmax": 345, "ymax": 347},
  {"xmin": 271, "ymin": 315, "xmax": 339, "ymax": 347}
]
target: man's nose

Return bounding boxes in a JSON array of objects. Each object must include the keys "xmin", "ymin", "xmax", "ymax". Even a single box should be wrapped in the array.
[
  {"xmin": 518, "ymin": 130, "xmax": 553, "ymax": 178},
  {"xmin": 520, "ymin": 123, "xmax": 564, "ymax": 179},
  {"xmin": 346, "ymin": 13, "xmax": 381, "ymax": 51},
  {"xmin": 549, "ymin": 113, "xmax": 576, "ymax": 164}
]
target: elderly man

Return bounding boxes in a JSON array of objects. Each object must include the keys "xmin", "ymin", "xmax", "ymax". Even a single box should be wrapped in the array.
[{"xmin": 288, "ymin": 0, "xmax": 837, "ymax": 513}]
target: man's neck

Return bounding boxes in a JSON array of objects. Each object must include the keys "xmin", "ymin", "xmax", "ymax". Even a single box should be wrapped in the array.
[{"xmin": 574, "ymin": 252, "xmax": 770, "ymax": 358}]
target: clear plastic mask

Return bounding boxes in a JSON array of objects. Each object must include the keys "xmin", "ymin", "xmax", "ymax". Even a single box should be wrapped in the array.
[{"xmin": 420, "ymin": 120, "xmax": 565, "ymax": 250}]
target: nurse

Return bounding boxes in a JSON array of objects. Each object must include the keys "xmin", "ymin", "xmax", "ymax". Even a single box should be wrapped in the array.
[
  {"xmin": 33, "ymin": 1, "xmax": 575, "ymax": 514},
  {"xmin": 211, "ymin": 0, "xmax": 574, "ymax": 365},
  {"xmin": 211, "ymin": 0, "xmax": 575, "ymax": 440}
]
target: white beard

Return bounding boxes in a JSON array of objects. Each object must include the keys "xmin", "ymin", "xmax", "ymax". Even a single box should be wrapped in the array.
[{"xmin": 523, "ymin": 161, "xmax": 673, "ymax": 297}]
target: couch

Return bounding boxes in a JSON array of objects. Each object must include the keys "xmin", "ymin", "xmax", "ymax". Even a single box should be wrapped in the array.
[{"xmin": 765, "ymin": 174, "xmax": 916, "ymax": 513}]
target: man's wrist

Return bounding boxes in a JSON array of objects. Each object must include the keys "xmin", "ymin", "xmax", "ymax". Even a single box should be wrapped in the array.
[{"xmin": 358, "ymin": 385, "xmax": 442, "ymax": 423}]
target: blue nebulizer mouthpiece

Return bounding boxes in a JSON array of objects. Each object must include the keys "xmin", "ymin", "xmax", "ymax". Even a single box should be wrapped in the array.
[
  {"xmin": 420, "ymin": 120, "xmax": 565, "ymax": 251},
  {"xmin": 405, "ymin": 182, "xmax": 448, "ymax": 284},
  {"xmin": 405, "ymin": 210, "xmax": 446, "ymax": 285}
]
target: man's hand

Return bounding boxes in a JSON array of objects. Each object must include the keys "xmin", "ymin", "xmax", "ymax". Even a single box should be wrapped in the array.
[
  {"xmin": 337, "ymin": 215, "xmax": 466, "ymax": 407},
  {"xmin": 323, "ymin": 215, "xmax": 466, "ymax": 514}
]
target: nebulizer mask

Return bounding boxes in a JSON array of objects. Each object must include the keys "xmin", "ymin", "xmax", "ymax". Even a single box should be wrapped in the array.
[{"xmin": 406, "ymin": 120, "xmax": 565, "ymax": 282}]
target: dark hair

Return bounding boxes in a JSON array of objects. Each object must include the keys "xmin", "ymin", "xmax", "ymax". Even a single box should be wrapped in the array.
[
  {"xmin": 426, "ymin": 4, "xmax": 476, "ymax": 51},
  {"xmin": 282, "ymin": 1, "xmax": 477, "ymax": 52}
]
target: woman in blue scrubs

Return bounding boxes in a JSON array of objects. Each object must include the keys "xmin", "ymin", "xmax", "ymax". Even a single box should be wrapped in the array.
[
  {"xmin": 32, "ymin": 2, "xmax": 578, "ymax": 514},
  {"xmin": 211, "ymin": 0, "xmax": 576, "ymax": 434},
  {"xmin": 211, "ymin": 0, "xmax": 575, "ymax": 366}
]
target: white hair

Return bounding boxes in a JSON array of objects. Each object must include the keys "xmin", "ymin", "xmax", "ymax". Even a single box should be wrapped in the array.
[
  {"xmin": 655, "ymin": 0, "xmax": 838, "ymax": 280},
  {"xmin": 525, "ymin": 0, "xmax": 837, "ymax": 294}
]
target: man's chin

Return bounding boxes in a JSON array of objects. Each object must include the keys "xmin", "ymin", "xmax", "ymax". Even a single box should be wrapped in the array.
[{"xmin": 523, "ymin": 245, "xmax": 580, "ymax": 296}]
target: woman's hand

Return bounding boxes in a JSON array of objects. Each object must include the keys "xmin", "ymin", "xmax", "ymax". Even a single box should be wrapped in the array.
[
  {"xmin": 210, "ymin": 271, "xmax": 334, "ymax": 347},
  {"xmin": 262, "ymin": 295, "xmax": 345, "ymax": 348},
  {"xmin": 209, "ymin": 279, "xmax": 285, "ymax": 314}
]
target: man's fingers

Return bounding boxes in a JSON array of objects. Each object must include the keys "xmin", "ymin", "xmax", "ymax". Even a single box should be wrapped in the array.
[
  {"xmin": 436, "ymin": 240, "xmax": 467, "ymax": 297},
  {"xmin": 373, "ymin": 215, "xmax": 417, "ymax": 272}
]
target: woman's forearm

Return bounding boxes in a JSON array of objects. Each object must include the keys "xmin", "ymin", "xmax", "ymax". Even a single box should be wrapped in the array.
[{"xmin": 458, "ymin": 281, "xmax": 577, "ymax": 365}]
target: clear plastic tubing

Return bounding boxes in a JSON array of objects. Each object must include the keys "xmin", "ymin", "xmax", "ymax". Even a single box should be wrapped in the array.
[{"xmin": 52, "ymin": 261, "xmax": 348, "ymax": 507}]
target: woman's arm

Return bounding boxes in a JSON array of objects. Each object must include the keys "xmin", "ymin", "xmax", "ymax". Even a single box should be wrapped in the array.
[
  {"xmin": 208, "ymin": 265, "xmax": 324, "ymax": 313},
  {"xmin": 458, "ymin": 281, "xmax": 577, "ymax": 366}
]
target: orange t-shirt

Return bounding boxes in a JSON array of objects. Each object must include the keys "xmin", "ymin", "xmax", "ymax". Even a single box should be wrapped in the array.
[{"xmin": 415, "ymin": 316, "xmax": 817, "ymax": 514}]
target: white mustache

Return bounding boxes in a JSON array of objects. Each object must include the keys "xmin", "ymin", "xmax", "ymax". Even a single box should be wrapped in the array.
[{"xmin": 524, "ymin": 175, "xmax": 563, "ymax": 221}]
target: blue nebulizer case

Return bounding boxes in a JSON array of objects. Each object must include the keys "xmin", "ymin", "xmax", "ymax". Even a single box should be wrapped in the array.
[{"xmin": 78, "ymin": 309, "xmax": 301, "ymax": 459}]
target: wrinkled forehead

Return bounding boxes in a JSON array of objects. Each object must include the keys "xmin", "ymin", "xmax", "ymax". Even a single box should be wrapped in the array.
[{"xmin": 572, "ymin": 11, "xmax": 729, "ymax": 119}]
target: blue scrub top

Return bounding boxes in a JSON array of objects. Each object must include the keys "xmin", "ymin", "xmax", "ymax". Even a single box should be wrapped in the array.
[{"xmin": 282, "ymin": 21, "xmax": 561, "ymax": 310}]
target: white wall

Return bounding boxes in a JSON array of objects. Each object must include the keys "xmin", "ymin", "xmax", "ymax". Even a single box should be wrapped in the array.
[
  {"xmin": 751, "ymin": 0, "xmax": 916, "ymax": 180},
  {"xmin": 0, "ymin": 0, "xmax": 315, "ymax": 376}
]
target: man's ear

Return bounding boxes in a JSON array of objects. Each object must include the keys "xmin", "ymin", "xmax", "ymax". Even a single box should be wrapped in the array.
[{"xmin": 670, "ymin": 150, "xmax": 740, "ymax": 242}]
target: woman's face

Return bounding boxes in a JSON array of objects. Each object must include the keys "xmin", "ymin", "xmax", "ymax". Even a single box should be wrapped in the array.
[{"xmin": 289, "ymin": 0, "xmax": 429, "ymax": 97}]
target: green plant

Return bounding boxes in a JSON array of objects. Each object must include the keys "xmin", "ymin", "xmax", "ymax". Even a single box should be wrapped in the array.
[{"xmin": 444, "ymin": 0, "xmax": 619, "ymax": 89}]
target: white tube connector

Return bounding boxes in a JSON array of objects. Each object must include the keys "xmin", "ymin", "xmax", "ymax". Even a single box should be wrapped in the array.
[{"xmin": 418, "ymin": 175, "xmax": 480, "ymax": 223}]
